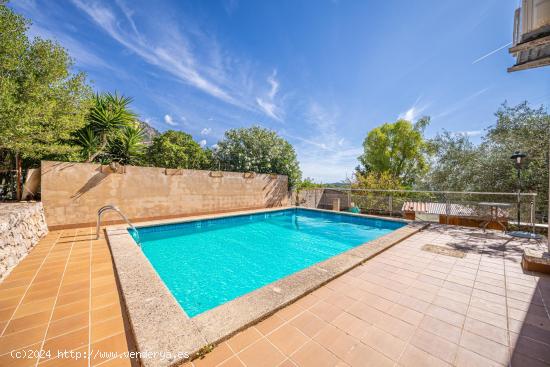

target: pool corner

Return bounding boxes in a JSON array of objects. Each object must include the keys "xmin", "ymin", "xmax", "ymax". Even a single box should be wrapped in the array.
[{"xmin": 105, "ymin": 209, "xmax": 428, "ymax": 366}]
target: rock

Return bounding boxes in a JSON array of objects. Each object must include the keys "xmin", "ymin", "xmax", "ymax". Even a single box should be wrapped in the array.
[{"xmin": 0, "ymin": 202, "xmax": 48, "ymax": 280}]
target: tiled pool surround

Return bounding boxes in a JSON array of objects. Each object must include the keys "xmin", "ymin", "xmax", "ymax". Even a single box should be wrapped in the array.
[
  {"xmin": 106, "ymin": 207, "xmax": 425, "ymax": 367},
  {"xmin": 4, "ymin": 220, "xmax": 543, "ymax": 367}
]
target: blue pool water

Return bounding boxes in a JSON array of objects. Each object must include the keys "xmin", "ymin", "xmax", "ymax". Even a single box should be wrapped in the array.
[{"xmin": 135, "ymin": 208, "xmax": 405, "ymax": 317}]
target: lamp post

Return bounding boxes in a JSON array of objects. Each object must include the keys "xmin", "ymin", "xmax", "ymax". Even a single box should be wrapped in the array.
[{"xmin": 510, "ymin": 151, "xmax": 526, "ymax": 229}]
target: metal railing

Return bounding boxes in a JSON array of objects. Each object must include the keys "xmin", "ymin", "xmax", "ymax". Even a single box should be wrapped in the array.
[
  {"xmin": 96, "ymin": 205, "xmax": 141, "ymax": 244},
  {"xmin": 296, "ymin": 188, "xmax": 540, "ymax": 232}
]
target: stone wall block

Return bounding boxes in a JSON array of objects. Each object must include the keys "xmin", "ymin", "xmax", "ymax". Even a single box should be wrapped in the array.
[{"xmin": 0, "ymin": 202, "xmax": 48, "ymax": 280}]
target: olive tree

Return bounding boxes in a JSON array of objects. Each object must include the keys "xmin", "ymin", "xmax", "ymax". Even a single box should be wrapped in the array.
[{"xmin": 213, "ymin": 126, "xmax": 301, "ymax": 187}]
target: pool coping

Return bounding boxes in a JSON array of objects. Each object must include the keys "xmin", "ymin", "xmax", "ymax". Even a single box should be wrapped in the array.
[{"xmin": 105, "ymin": 207, "xmax": 427, "ymax": 367}]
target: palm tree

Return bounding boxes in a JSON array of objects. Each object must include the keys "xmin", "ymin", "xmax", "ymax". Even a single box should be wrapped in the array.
[
  {"xmin": 84, "ymin": 92, "xmax": 137, "ymax": 162},
  {"xmin": 76, "ymin": 126, "xmax": 100, "ymax": 162},
  {"xmin": 108, "ymin": 124, "xmax": 146, "ymax": 165}
]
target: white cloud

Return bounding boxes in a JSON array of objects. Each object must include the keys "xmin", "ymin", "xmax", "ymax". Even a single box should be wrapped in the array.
[
  {"xmin": 465, "ymin": 130, "xmax": 482, "ymax": 136},
  {"xmin": 287, "ymin": 133, "xmax": 330, "ymax": 151},
  {"xmin": 70, "ymin": 0, "xmax": 244, "ymax": 107},
  {"xmin": 452, "ymin": 130, "xmax": 482, "ymax": 137},
  {"xmin": 19, "ymin": 0, "xmax": 305, "ymax": 130},
  {"xmin": 283, "ymin": 101, "xmax": 361, "ymax": 183},
  {"xmin": 434, "ymin": 88, "xmax": 489, "ymax": 119},
  {"xmin": 298, "ymin": 146, "xmax": 362, "ymax": 183},
  {"xmin": 211, "ymin": 144, "xmax": 219, "ymax": 150},
  {"xmin": 11, "ymin": 0, "xmax": 37, "ymax": 13},
  {"xmin": 164, "ymin": 114, "xmax": 177, "ymax": 126},
  {"xmin": 398, "ymin": 96, "xmax": 429, "ymax": 122},
  {"xmin": 113, "ymin": 0, "xmax": 140, "ymax": 36},
  {"xmin": 306, "ymin": 102, "xmax": 341, "ymax": 149},
  {"xmin": 199, "ymin": 139, "xmax": 207, "ymax": 147},
  {"xmin": 256, "ymin": 98, "xmax": 280, "ymax": 120},
  {"xmin": 201, "ymin": 128, "xmax": 212, "ymax": 135},
  {"xmin": 400, "ymin": 106, "xmax": 421, "ymax": 121},
  {"xmin": 267, "ymin": 70, "xmax": 279, "ymax": 99},
  {"xmin": 35, "ymin": 0, "xmax": 290, "ymax": 123},
  {"xmin": 256, "ymin": 69, "xmax": 283, "ymax": 121},
  {"xmin": 19, "ymin": 19, "xmax": 118, "ymax": 74}
]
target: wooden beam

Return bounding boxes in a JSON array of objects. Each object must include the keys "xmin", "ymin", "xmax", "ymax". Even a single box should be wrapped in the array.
[
  {"xmin": 509, "ymin": 34, "xmax": 550, "ymax": 53},
  {"xmin": 508, "ymin": 56, "xmax": 550, "ymax": 72}
]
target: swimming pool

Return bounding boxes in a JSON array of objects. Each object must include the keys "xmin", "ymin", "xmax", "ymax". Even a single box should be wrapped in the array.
[{"xmin": 135, "ymin": 208, "xmax": 405, "ymax": 317}]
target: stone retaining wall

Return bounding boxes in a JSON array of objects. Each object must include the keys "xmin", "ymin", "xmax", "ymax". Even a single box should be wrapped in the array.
[{"xmin": 0, "ymin": 202, "xmax": 48, "ymax": 280}]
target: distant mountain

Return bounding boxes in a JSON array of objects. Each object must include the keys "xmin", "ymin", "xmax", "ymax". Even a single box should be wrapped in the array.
[{"xmin": 137, "ymin": 120, "xmax": 159, "ymax": 145}]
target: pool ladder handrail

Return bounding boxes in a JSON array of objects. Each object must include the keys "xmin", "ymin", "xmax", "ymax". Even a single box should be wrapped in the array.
[{"xmin": 96, "ymin": 205, "xmax": 141, "ymax": 244}]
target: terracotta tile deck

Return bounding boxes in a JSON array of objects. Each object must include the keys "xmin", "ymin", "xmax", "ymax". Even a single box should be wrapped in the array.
[
  {"xmin": 186, "ymin": 225, "xmax": 550, "ymax": 367},
  {"xmin": 1, "ymin": 224, "xmax": 549, "ymax": 367},
  {"xmin": 0, "ymin": 228, "xmax": 136, "ymax": 367}
]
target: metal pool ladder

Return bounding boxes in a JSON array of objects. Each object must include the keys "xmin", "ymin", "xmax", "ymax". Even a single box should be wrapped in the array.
[{"xmin": 96, "ymin": 205, "xmax": 141, "ymax": 245}]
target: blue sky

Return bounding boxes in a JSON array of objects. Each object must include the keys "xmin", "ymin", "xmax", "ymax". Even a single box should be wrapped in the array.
[{"xmin": 12, "ymin": 0, "xmax": 549, "ymax": 182}]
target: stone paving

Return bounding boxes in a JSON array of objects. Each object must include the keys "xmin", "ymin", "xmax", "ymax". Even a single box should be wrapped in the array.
[
  {"xmin": 0, "ymin": 224, "xmax": 549, "ymax": 367},
  {"xmin": 186, "ymin": 225, "xmax": 550, "ymax": 367}
]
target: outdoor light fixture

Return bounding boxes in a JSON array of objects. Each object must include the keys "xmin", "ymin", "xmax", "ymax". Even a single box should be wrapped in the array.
[
  {"xmin": 510, "ymin": 151, "xmax": 526, "ymax": 228},
  {"xmin": 511, "ymin": 151, "xmax": 526, "ymax": 169},
  {"xmin": 508, "ymin": 151, "xmax": 541, "ymax": 240}
]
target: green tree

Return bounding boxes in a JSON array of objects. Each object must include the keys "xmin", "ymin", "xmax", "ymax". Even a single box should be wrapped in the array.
[
  {"xmin": 78, "ymin": 93, "xmax": 138, "ymax": 162},
  {"xmin": 76, "ymin": 127, "xmax": 100, "ymax": 162},
  {"xmin": 425, "ymin": 102, "xmax": 549, "ymax": 221},
  {"xmin": 213, "ymin": 126, "xmax": 302, "ymax": 187},
  {"xmin": 354, "ymin": 171, "xmax": 403, "ymax": 190},
  {"xmin": 147, "ymin": 130, "xmax": 211, "ymax": 169},
  {"xmin": 427, "ymin": 102, "xmax": 549, "ymax": 195},
  {"xmin": 424, "ymin": 131, "xmax": 479, "ymax": 191},
  {"xmin": 351, "ymin": 171, "xmax": 404, "ymax": 214},
  {"xmin": 0, "ymin": 1, "xmax": 91, "ymax": 160},
  {"xmin": 479, "ymin": 102, "xmax": 549, "ymax": 195},
  {"xmin": 107, "ymin": 123, "xmax": 146, "ymax": 165},
  {"xmin": 357, "ymin": 118, "xmax": 430, "ymax": 187}
]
